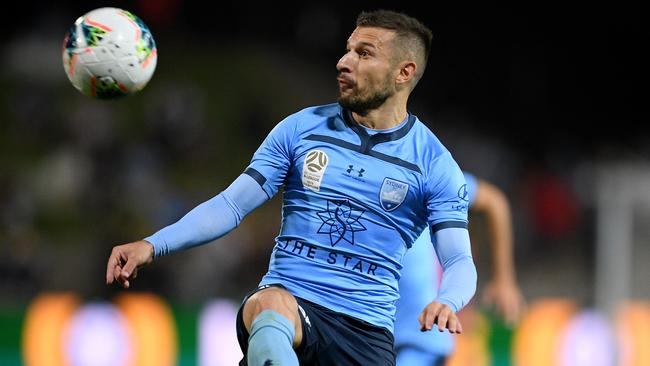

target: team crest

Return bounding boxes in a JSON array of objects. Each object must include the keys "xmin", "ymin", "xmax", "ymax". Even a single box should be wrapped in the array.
[
  {"xmin": 379, "ymin": 178, "xmax": 409, "ymax": 211},
  {"xmin": 302, "ymin": 150, "xmax": 329, "ymax": 191}
]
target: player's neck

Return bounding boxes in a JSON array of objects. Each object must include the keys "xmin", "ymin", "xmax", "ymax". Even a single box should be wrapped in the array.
[{"xmin": 352, "ymin": 103, "xmax": 408, "ymax": 130}]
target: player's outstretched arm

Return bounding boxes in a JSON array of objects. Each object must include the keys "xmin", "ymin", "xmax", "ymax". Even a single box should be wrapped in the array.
[
  {"xmin": 106, "ymin": 240, "xmax": 154, "ymax": 288},
  {"xmin": 471, "ymin": 179, "xmax": 526, "ymax": 325},
  {"xmin": 105, "ymin": 172, "xmax": 269, "ymax": 288}
]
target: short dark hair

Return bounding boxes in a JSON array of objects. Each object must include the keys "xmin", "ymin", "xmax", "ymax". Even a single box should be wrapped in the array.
[{"xmin": 356, "ymin": 9, "xmax": 433, "ymax": 83}]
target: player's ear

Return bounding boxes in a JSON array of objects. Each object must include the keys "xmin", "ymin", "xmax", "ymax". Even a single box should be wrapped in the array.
[{"xmin": 395, "ymin": 60, "xmax": 417, "ymax": 86}]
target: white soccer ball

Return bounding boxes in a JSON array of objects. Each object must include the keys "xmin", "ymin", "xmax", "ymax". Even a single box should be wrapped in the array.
[{"xmin": 62, "ymin": 7, "xmax": 157, "ymax": 99}]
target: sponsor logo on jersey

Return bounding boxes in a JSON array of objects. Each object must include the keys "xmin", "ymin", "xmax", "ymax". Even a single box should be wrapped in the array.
[
  {"xmin": 302, "ymin": 150, "xmax": 329, "ymax": 191},
  {"xmin": 316, "ymin": 199, "xmax": 366, "ymax": 246},
  {"xmin": 458, "ymin": 183, "xmax": 469, "ymax": 201},
  {"xmin": 276, "ymin": 239, "xmax": 382, "ymax": 277},
  {"xmin": 442, "ymin": 183, "xmax": 470, "ymax": 212},
  {"xmin": 379, "ymin": 177, "xmax": 409, "ymax": 211}
]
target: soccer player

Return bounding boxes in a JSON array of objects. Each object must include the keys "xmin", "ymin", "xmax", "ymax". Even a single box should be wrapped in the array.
[
  {"xmin": 106, "ymin": 10, "xmax": 477, "ymax": 366},
  {"xmin": 395, "ymin": 171, "xmax": 525, "ymax": 365}
]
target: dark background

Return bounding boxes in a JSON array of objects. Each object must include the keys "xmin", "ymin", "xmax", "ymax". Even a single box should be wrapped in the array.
[
  {"xmin": 0, "ymin": 0, "xmax": 646, "ymax": 307},
  {"xmin": 4, "ymin": 1, "xmax": 644, "ymax": 153}
]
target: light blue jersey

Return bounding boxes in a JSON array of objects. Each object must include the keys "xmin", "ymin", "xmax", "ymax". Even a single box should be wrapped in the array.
[
  {"xmin": 394, "ymin": 172, "xmax": 478, "ymax": 355},
  {"xmin": 248, "ymin": 104, "xmax": 471, "ymax": 331},
  {"xmin": 147, "ymin": 103, "xmax": 476, "ymax": 333}
]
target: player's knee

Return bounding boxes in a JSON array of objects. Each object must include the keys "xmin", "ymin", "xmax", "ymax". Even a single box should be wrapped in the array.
[
  {"xmin": 248, "ymin": 287, "xmax": 294, "ymax": 310},
  {"xmin": 243, "ymin": 288, "xmax": 298, "ymax": 332}
]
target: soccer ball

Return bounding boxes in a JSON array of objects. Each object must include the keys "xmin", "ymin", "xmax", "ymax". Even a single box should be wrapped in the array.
[{"xmin": 62, "ymin": 7, "xmax": 157, "ymax": 99}]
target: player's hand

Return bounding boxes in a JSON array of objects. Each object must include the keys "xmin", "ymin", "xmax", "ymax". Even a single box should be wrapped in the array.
[
  {"xmin": 105, "ymin": 240, "xmax": 154, "ymax": 289},
  {"xmin": 482, "ymin": 278, "xmax": 526, "ymax": 326},
  {"xmin": 418, "ymin": 301, "xmax": 463, "ymax": 334}
]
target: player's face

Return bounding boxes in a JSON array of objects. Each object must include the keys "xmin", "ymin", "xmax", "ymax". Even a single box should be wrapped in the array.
[{"xmin": 336, "ymin": 27, "xmax": 398, "ymax": 115}]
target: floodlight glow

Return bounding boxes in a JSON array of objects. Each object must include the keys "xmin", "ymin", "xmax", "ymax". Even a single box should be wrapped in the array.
[
  {"xmin": 559, "ymin": 310, "xmax": 616, "ymax": 366},
  {"xmin": 199, "ymin": 299, "xmax": 243, "ymax": 366},
  {"xmin": 63, "ymin": 302, "xmax": 131, "ymax": 366}
]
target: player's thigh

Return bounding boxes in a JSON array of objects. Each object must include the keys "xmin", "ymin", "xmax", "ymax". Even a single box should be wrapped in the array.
[{"xmin": 241, "ymin": 286, "xmax": 303, "ymax": 347}]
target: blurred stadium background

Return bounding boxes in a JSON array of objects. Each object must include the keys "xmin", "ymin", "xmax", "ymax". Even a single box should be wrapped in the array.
[{"xmin": 0, "ymin": 1, "xmax": 646, "ymax": 365}]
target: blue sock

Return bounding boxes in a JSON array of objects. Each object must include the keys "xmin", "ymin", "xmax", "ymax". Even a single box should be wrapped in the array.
[{"xmin": 247, "ymin": 310, "xmax": 299, "ymax": 366}]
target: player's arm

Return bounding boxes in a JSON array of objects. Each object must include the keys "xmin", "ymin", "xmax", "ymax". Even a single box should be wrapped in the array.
[
  {"xmin": 106, "ymin": 114, "xmax": 298, "ymax": 288},
  {"xmin": 471, "ymin": 178, "xmax": 525, "ymax": 325},
  {"xmin": 105, "ymin": 172, "xmax": 269, "ymax": 288},
  {"xmin": 419, "ymin": 226, "xmax": 477, "ymax": 333},
  {"xmin": 419, "ymin": 156, "xmax": 477, "ymax": 334}
]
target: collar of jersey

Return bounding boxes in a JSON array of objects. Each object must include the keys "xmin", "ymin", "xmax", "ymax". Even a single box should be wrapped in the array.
[{"xmin": 341, "ymin": 108, "xmax": 416, "ymax": 154}]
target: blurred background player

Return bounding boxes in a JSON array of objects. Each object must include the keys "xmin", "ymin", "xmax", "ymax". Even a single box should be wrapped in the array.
[{"xmin": 395, "ymin": 171, "xmax": 525, "ymax": 365}]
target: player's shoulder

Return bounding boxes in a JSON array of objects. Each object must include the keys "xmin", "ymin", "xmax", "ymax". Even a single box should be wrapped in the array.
[
  {"xmin": 284, "ymin": 103, "xmax": 339, "ymax": 121},
  {"xmin": 462, "ymin": 170, "xmax": 477, "ymax": 183},
  {"xmin": 410, "ymin": 115, "xmax": 463, "ymax": 181},
  {"xmin": 280, "ymin": 102, "xmax": 346, "ymax": 133},
  {"xmin": 267, "ymin": 103, "xmax": 336, "ymax": 134},
  {"xmin": 410, "ymin": 115, "xmax": 451, "ymax": 157}
]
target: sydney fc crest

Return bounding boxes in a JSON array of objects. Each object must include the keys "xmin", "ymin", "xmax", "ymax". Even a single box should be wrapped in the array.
[{"xmin": 379, "ymin": 178, "xmax": 409, "ymax": 211}]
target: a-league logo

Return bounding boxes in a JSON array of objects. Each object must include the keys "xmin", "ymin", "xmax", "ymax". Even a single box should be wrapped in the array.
[{"xmin": 302, "ymin": 150, "xmax": 329, "ymax": 191}]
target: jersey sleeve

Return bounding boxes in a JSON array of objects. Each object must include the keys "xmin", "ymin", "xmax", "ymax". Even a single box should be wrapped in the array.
[
  {"xmin": 424, "ymin": 152, "xmax": 469, "ymax": 232},
  {"xmin": 462, "ymin": 171, "xmax": 479, "ymax": 207},
  {"xmin": 145, "ymin": 173, "xmax": 269, "ymax": 257},
  {"xmin": 243, "ymin": 115, "xmax": 298, "ymax": 198},
  {"xmin": 431, "ymin": 227, "xmax": 477, "ymax": 312},
  {"xmin": 144, "ymin": 115, "xmax": 299, "ymax": 257},
  {"xmin": 426, "ymin": 160, "xmax": 477, "ymax": 313}
]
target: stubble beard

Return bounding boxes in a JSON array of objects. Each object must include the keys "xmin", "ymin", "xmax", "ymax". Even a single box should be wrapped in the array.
[{"xmin": 338, "ymin": 81, "xmax": 393, "ymax": 116}]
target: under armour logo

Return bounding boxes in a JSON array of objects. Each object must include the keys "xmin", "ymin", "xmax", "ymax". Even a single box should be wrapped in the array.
[
  {"xmin": 346, "ymin": 165, "xmax": 365, "ymax": 177},
  {"xmin": 263, "ymin": 360, "xmax": 273, "ymax": 366}
]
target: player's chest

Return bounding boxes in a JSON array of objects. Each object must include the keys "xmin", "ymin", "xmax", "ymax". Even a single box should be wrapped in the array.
[{"xmin": 292, "ymin": 143, "xmax": 422, "ymax": 212}]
